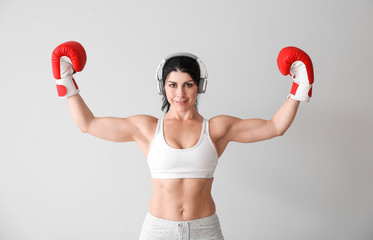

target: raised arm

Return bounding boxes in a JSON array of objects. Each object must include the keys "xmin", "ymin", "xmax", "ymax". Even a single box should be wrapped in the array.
[
  {"xmin": 271, "ymin": 97, "xmax": 300, "ymax": 135},
  {"xmin": 215, "ymin": 98, "xmax": 299, "ymax": 143},
  {"xmin": 67, "ymin": 94, "xmax": 157, "ymax": 142},
  {"xmin": 52, "ymin": 41, "xmax": 157, "ymax": 143},
  {"xmin": 211, "ymin": 46, "xmax": 313, "ymax": 146}
]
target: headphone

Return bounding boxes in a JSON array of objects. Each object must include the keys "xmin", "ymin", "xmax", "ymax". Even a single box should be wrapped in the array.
[{"xmin": 155, "ymin": 52, "xmax": 208, "ymax": 95}]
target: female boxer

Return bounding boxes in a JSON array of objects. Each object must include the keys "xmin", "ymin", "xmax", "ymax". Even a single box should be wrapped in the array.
[{"xmin": 51, "ymin": 42, "xmax": 313, "ymax": 240}]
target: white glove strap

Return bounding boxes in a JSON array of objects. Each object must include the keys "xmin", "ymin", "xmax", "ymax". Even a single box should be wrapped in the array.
[
  {"xmin": 56, "ymin": 77, "xmax": 80, "ymax": 98},
  {"xmin": 288, "ymin": 83, "xmax": 312, "ymax": 102}
]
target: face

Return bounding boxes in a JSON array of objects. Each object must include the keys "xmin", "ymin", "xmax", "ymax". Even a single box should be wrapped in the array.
[{"xmin": 164, "ymin": 71, "xmax": 198, "ymax": 112}]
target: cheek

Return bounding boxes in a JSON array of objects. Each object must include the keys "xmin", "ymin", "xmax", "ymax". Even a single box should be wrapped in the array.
[
  {"xmin": 164, "ymin": 87, "xmax": 172, "ymax": 97},
  {"xmin": 164, "ymin": 89, "xmax": 175, "ymax": 103},
  {"xmin": 189, "ymin": 87, "xmax": 199, "ymax": 97}
]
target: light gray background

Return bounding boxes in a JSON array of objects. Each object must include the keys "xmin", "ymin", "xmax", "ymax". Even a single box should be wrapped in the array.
[{"xmin": 1, "ymin": 0, "xmax": 372, "ymax": 239}]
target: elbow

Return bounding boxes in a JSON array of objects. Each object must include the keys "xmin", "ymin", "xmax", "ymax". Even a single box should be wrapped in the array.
[
  {"xmin": 277, "ymin": 130, "xmax": 286, "ymax": 137},
  {"xmin": 275, "ymin": 127, "xmax": 287, "ymax": 137},
  {"xmin": 78, "ymin": 116, "xmax": 95, "ymax": 134},
  {"xmin": 272, "ymin": 121, "xmax": 288, "ymax": 137},
  {"xmin": 79, "ymin": 126, "xmax": 89, "ymax": 133},
  {"xmin": 78, "ymin": 120, "xmax": 93, "ymax": 134}
]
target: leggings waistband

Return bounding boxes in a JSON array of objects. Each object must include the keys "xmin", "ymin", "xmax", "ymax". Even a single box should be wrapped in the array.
[
  {"xmin": 145, "ymin": 212, "xmax": 220, "ymax": 228},
  {"xmin": 140, "ymin": 211, "xmax": 224, "ymax": 239}
]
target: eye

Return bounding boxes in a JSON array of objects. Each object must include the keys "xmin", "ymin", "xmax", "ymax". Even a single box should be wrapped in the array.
[
  {"xmin": 169, "ymin": 83, "xmax": 176, "ymax": 88},
  {"xmin": 186, "ymin": 83, "xmax": 194, "ymax": 88}
]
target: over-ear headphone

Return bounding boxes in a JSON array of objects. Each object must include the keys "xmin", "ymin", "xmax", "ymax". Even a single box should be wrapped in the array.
[{"xmin": 155, "ymin": 52, "xmax": 208, "ymax": 95}]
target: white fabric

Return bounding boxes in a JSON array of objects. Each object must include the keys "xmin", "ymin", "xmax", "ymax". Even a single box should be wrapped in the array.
[
  {"xmin": 139, "ymin": 211, "xmax": 225, "ymax": 240},
  {"xmin": 289, "ymin": 60, "xmax": 312, "ymax": 102},
  {"xmin": 56, "ymin": 56, "xmax": 79, "ymax": 98},
  {"xmin": 147, "ymin": 118, "xmax": 219, "ymax": 179},
  {"xmin": 288, "ymin": 83, "xmax": 312, "ymax": 102},
  {"xmin": 56, "ymin": 77, "xmax": 80, "ymax": 98}
]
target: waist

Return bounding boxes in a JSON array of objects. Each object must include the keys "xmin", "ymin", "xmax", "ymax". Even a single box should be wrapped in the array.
[
  {"xmin": 144, "ymin": 211, "xmax": 220, "ymax": 226},
  {"xmin": 149, "ymin": 178, "xmax": 215, "ymax": 220}
]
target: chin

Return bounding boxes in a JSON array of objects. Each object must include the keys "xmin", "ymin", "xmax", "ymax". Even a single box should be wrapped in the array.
[{"xmin": 173, "ymin": 103, "xmax": 193, "ymax": 111}]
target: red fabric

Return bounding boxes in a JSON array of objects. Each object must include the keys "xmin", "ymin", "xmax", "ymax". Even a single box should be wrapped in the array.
[
  {"xmin": 57, "ymin": 85, "xmax": 67, "ymax": 97},
  {"xmin": 72, "ymin": 78, "xmax": 79, "ymax": 90},
  {"xmin": 277, "ymin": 46, "xmax": 314, "ymax": 84},
  {"xmin": 51, "ymin": 41, "xmax": 87, "ymax": 79},
  {"xmin": 290, "ymin": 82, "xmax": 299, "ymax": 95}
]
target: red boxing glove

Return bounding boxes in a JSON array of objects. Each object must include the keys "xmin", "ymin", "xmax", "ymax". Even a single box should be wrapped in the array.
[
  {"xmin": 277, "ymin": 46, "xmax": 314, "ymax": 102},
  {"xmin": 51, "ymin": 41, "xmax": 87, "ymax": 98}
]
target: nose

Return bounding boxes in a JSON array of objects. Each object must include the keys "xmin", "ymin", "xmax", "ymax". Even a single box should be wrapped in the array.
[{"xmin": 176, "ymin": 85, "xmax": 186, "ymax": 98}]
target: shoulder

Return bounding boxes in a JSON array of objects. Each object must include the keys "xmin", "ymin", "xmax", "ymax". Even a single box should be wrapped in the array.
[
  {"xmin": 129, "ymin": 114, "xmax": 158, "ymax": 123},
  {"xmin": 128, "ymin": 114, "xmax": 159, "ymax": 129},
  {"xmin": 209, "ymin": 115, "xmax": 241, "ymax": 127},
  {"xmin": 126, "ymin": 115, "xmax": 159, "ymax": 142},
  {"xmin": 209, "ymin": 115, "xmax": 241, "ymax": 140}
]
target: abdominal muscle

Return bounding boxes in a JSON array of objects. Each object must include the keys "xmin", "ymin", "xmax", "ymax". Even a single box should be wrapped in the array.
[{"xmin": 148, "ymin": 177, "xmax": 216, "ymax": 221}]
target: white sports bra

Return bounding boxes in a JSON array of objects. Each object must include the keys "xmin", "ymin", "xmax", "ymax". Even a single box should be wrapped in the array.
[{"xmin": 147, "ymin": 118, "xmax": 219, "ymax": 179}]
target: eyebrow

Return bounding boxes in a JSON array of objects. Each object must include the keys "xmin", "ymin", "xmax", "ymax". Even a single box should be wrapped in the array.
[{"xmin": 167, "ymin": 80, "xmax": 194, "ymax": 84}]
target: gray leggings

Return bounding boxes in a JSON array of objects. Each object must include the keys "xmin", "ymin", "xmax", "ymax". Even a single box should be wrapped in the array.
[{"xmin": 139, "ymin": 212, "xmax": 225, "ymax": 240}]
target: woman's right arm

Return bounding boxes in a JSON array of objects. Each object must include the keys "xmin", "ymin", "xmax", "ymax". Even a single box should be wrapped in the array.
[
  {"xmin": 52, "ymin": 41, "xmax": 157, "ymax": 144},
  {"xmin": 68, "ymin": 94, "xmax": 157, "ymax": 143}
]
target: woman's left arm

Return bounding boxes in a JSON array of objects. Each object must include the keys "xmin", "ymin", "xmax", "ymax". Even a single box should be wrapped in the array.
[
  {"xmin": 214, "ymin": 46, "xmax": 314, "ymax": 145},
  {"xmin": 214, "ymin": 98, "xmax": 299, "ymax": 145},
  {"xmin": 271, "ymin": 97, "xmax": 300, "ymax": 136}
]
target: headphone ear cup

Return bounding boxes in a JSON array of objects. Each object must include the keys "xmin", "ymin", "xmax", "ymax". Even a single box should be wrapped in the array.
[
  {"xmin": 156, "ymin": 80, "xmax": 164, "ymax": 95},
  {"xmin": 199, "ymin": 78, "xmax": 207, "ymax": 94}
]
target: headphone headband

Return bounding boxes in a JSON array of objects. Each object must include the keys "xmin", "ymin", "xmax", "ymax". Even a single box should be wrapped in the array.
[{"xmin": 155, "ymin": 52, "xmax": 208, "ymax": 95}]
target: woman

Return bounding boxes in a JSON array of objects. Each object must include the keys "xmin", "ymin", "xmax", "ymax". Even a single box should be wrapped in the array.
[{"xmin": 51, "ymin": 42, "xmax": 314, "ymax": 240}]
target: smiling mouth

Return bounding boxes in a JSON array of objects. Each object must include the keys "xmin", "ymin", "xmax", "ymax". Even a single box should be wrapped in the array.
[{"xmin": 175, "ymin": 100, "xmax": 187, "ymax": 105}]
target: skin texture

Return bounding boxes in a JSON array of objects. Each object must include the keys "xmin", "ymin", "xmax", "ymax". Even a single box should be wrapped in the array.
[{"xmin": 67, "ymin": 70, "xmax": 300, "ymax": 221}]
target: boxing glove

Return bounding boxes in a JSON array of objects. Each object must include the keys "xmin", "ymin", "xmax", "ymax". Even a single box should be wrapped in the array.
[
  {"xmin": 51, "ymin": 41, "xmax": 87, "ymax": 98},
  {"xmin": 277, "ymin": 46, "xmax": 314, "ymax": 102}
]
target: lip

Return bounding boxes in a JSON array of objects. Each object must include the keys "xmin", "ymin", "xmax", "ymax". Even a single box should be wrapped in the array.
[{"xmin": 175, "ymin": 100, "xmax": 187, "ymax": 105}]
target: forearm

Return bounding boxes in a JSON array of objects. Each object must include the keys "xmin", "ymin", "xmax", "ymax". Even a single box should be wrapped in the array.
[
  {"xmin": 272, "ymin": 98, "xmax": 300, "ymax": 135},
  {"xmin": 67, "ymin": 94, "xmax": 94, "ymax": 132}
]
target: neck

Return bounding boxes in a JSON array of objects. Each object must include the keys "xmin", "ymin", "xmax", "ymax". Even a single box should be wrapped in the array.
[{"xmin": 165, "ymin": 107, "xmax": 200, "ymax": 121}]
